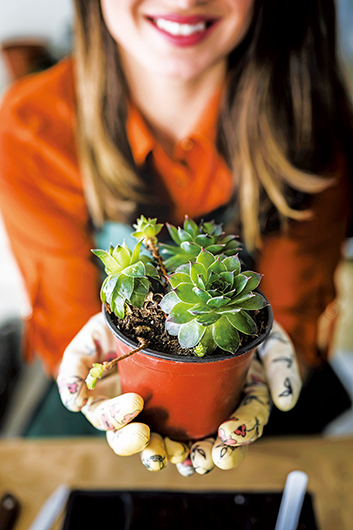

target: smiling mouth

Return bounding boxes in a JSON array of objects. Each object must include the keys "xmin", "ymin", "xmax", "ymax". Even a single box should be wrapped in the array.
[{"xmin": 147, "ymin": 17, "xmax": 218, "ymax": 38}]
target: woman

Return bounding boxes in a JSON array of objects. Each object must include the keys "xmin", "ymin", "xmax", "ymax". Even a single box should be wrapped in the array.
[{"xmin": 0, "ymin": 0, "xmax": 352, "ymax": 472}]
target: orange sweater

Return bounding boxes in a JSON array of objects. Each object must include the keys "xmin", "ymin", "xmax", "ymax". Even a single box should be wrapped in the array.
[{"xmin": 0, "ymin": 59, "xmax": 350, "ymax": 374}]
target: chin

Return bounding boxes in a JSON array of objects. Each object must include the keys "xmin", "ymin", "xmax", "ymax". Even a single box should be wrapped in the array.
[{"xmin": 150, "ymin": 58, "xmax": 211, "ymax": 82}]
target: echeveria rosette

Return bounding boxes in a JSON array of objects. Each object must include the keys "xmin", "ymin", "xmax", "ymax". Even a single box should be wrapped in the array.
[
  {"xmin": 132, "ymin": 215, "xmax": 163, "ymax": 244},
  {"xmin": 91, "ymin": 240, "xmax": 159, "ymax": 319},
  {"xmin": 159, "ymin": 216, "xmax": 241, "ymax": 271},
  {"xmin": 159, "ymin": 248, "xmax": 266, "ymax": 356}
]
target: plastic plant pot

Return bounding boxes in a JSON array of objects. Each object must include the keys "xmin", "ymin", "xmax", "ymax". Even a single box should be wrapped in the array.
[{"xmin": 103, "ymin": 298, "xmax": 273, "ymax": 442}]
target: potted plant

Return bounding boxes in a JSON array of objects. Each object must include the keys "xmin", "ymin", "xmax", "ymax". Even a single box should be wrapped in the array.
[{"xmin": 86, "ymin": 216, "xmax": 273, "ymax": 442}]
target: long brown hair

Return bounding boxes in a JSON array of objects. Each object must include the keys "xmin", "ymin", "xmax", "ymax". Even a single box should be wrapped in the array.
[{"xmin": 73, "ymin": 0, "xmax": 353, "ymax": 250}]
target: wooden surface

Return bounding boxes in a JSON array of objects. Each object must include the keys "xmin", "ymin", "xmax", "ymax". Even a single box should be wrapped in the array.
[{"xmin": 0, "ymin": 435, "xmax": 352, "ymax": 530}]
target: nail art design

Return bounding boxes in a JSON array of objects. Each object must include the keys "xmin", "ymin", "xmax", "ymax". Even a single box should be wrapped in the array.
[
  {"xmin": 101, "ymin": 412, "xmax": 115, "ymax": 430},
  {"xmin": 279, "ymin": 377, "xmax": 293, "ymax": 397},
  {"xmin": 142, "ymin": 454, "xmax": 167, "ymax": 471},
  {"xmin": 272, "ymin": 355, "xmax": 294, "ymax": 368},
  {"xmin": 262, "ymin": 331, "xmax": 289, "ymax": 347},
  {"xmin": 234, "ymin": 424, "xmax": 247, "ymax": 437},
  {"xmin": 57, "ymin": 374, "xmax": 85, "ymax": 410},
  {"xmin": 242, "ymin": 394, "xmax": 265, "ymax": 406}
]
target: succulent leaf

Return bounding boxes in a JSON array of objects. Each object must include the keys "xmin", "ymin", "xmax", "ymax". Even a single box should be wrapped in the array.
[
  {"xmin": 178, "ymin": 320, "xmax": 206, "ymax": 349},
  {"xmin": 241, "ymin": 271, "xmax": 263, "ymax": 293},
  {"xmin": 104, "ymin": 273, "xmax": 120, "ymax": 303},
  {"xmin": 196, "ymin": 249, "xmax": 215, "ymax": 269},
  {"xmin": 174, "ymin": 283, "xmax": 200, "ymax": 304},
  {"xmin": 180, "ymin": 241, "xmax": 199, "ymax": 254},
  {"xmin": 195, "ymin": 312, "xmax": 221, "ymax": 325},
  {"xmin": 123, "ymin": 262, "xmax": 146, "ymax": 278},
  {"xmin": 131, "ymin": 240, "xmax": 143, "ymax": 263},
  {"xmin": 166, "ymin": 223, "xmax": 182, "ymax": 245},
  {"xmin": 145, "ymin": 263, "xmax": 160, "ymax": 279},
  {"xmin": 233, "ymin": 274, "xmax": 250, "ymax": 295},
  {"xmin": 183, "ymin": 216, "xmax": 199, "ymax": 237},
  {"xmin": 222, "ymin": 255, "xmax": 241, "ymax": 275},
  {"xmin": 132, "ymin": 216, "xmax": 163, "ymax": 243},
  {"xmin": 225, "ymin": 310, "xmax": 257, "ymax": 335},
  {"xmin": 195, "ymin": 234, "xmax": 213, "ymax": 246},
  {"xmin": 190, "ymin": 262, "xmax": 207, "ymax": 284},
  {"xmin": 169, "ymin": 273, "xmax": 192, "ymax": 288},
  {"xmin": 231, "ymin": 292, "xmax": 255, "ymax": 306},
  {"xmin": 159, "ymin": 290, "xmax": 180, "ymax": 314},
  {"xmin": 209, "ymin": 257, "xmax": 227, "ymax": 275},
  {"xmin": 169, "ymin": 302, "xmax": 195, "ymax": 324},
  {"xmin": 112, "ymin": 245, "xmax": 131, "ymax": 269},
  {"xmin": 160, "ymin": 216, "xmax": 241, "ymax": 270},
  {"xmin": 100, "ymin": 275, "xmax": 109, "ymax": 303},
  {"xmin": 206, "ymin": 296, "xmax": 231, "ymax": 309},
  {"xmin": 195, "ymin": 327, "xmax": 217, "ymax": 356},
  {"xmin": 111, "ymin": 294, "xmax": 125, "ymax": 319},
  {"xmin": 192, "ymin": 287, "xmax": 211, "ymax": 302},
  {"xmin": 175, "ymin": 263, "xmax": 192, "ymax": 274},
  {"xmin": 196, "ymin": 274, "xmax": 206, "ymax": 290},
  {"xmin": 165, "ymin": 319, "xmax": 181, "ymax": 336},
  {"xmin": 212, "ymin": 317, "xmax": 240, "ymax": 353},
  {"xmin": 160, "ymin": 243, "xmax": 264, "ymax": 355},
  {"xmin": 116, "ymin": 274, "xmax": 134, "ymax": 300},
  {"xmin": 91, "ymin": 250, "xmax": 121, "ymax": 274},
  {"xmin": 188, "ymin": 303, "xmax": 210, "ymax": 315},
  {"xmin": 178, "ymin": 227, "xmax": 193, "ymax": 243},
  {"xmin": 206, "ymin": 244, "xmax": 225, "ymax": 253},
  {"xmin": 92, "ymin": 238, "xmax": 159, "ymax": 319},
  {"xmin": 234, "ymin": 292, "xmax": 267, "ymax": 310}
]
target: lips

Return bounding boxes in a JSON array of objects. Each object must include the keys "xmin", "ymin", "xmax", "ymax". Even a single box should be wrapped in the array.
[{"xmin": 146, "ymin": 14, "xmax": 220, "ymax": 47}]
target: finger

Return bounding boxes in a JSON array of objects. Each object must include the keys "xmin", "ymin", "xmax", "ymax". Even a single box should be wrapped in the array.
[
  {"xmin": 176, "ymin": 457, "xmax": 195, "ymax": 477},
  {"xmin": 164, "ymin": 437, "xmax": 189, "ymax": 464},
  {"xmin": 106, "ymin": 423, "xmax": 150, "ymax": 456},
  {"xmin": 57, "ymin": 313, "xmax": 117, "ymax": 411},
  {"xmin": 257, "ymin": 320, "xmax": 302, "ymax": 411},
  {"xmin": 212, "ymin": 438, "xmax": 248, "ymax": 470},
  {"xmin": 81, "ymin": 392, "xmax": 144, "ymax": 430},
  {"xmin": 218, "ymin": 359, "xmax": 271, "ymax": 446},
  {"xmin": 140, "ymin": 433, "xmax": 168, "ymax": 472},
  {"xmin": 190, "ymin": 438, "xmax": 215, "ymax": 475}
]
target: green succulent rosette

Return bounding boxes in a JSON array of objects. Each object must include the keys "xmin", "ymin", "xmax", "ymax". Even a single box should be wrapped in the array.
[
  {"xmin": 92, "ymin": 240, "xmax": 159, "ymax": 319},
  {"xmin": 159, "ymin": 216, "xmax": 241, "ymax": 271},
  {"xmin": 159, "ymin": 248, "xmax": 266, "ymax": 356},
  {"xmin": 131, "ymin": 215, "xmax": 163, "ymax": 244}
]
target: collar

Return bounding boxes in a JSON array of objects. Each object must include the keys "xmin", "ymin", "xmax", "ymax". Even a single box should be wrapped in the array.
[{"xmin": 126, "ymin": 83, "xmax": 224, "ymax": 165}]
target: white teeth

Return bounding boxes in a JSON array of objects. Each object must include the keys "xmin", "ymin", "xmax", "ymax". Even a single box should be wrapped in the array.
[{"xmin": 154, "ymin": 18, "xmax": 206, "ymax": 36}]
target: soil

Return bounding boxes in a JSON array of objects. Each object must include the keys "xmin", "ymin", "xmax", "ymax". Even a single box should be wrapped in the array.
[{"xmin": 107, "ymin": 292, "xmax": 269, "ymax": 358}]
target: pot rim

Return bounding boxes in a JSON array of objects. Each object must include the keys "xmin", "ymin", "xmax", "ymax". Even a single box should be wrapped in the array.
[{"xmin": 103, "ymin": 291, "xmax": 273, "ymax": 364}]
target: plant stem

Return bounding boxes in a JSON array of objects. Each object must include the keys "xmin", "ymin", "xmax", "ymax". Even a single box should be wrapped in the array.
[
  {"xmin": 103, "ymin": 337, "xmax": 147, "ymax": 371},
  {"xmin": 145, "ymin": 237, "xmax": 170, "ymax": 284}
]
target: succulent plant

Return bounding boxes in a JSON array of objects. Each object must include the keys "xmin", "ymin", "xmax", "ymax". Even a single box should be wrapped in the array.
[
  {"xmin": 159, "ymin": 249, "xmax": 266, "ymax": 356},
  {"xmin": 92, "ymin": 215, "xmax": 266, "ymax": 358},
  {"xmin": 92, "ymin": 240, "xmax": 159, "ymax": 319},
  {"xmin": 132, "ymin": 215, "xmax": 163, "ymax": 244},
  {"xmin": 159, "ymin": 216, "xmax": 241, "ymax": 270}
]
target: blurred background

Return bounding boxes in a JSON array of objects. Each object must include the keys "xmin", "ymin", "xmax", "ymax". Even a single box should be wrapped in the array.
[{"xmin": 0, "ymin": 0, "xmax": 352, "ymax": 438}]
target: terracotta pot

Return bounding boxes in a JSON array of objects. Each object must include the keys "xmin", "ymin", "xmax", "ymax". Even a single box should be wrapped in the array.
[{"xmin": 103, "ymin": 298, "xmax": 273, "ymax": 442}]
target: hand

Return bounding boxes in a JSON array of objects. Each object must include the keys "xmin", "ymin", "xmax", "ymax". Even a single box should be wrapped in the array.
[
  {"xmin": 166, "ymin": 321, "xmax": 302, "ymax": 476},
  {"xmin": 57, "ymin": 316, "xmax": 301, "ymax": 475},
  {"xmin": 57, "ymin": 313, "xmax": 151, "ymax": 456},
  {"xmin": 57, "ymin": 312, "xmax": 194, "ymax": 468}
]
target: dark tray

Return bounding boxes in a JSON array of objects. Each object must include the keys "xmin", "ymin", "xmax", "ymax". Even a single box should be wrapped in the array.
[{"xmin": 61, "ymin": 489, "xmax": 319, "ymax": 530}]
